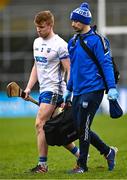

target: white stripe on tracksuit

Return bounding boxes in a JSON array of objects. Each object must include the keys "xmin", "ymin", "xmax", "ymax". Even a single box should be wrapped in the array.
[{"xmin": 84, "ymin": 114, "xmax": 90, "ymax": 141}]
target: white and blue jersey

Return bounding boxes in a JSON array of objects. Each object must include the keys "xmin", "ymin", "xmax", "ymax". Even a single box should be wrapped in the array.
[
  {"xmin": 33, "ymin": 34, "xmax": 69, "ymax": 95},
  {"xmin": 67, "ymin": 27, "xmax": 116, "ymax": 96}
]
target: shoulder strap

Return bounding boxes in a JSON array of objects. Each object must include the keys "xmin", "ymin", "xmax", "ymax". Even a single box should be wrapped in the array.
[
  {"xmin": 79, "ymin": 35, "xmax": 108, "ymax": 92},
  {"xmin": 72, "ymin": 34, "xmax": 80, "ymax": 46},
  {"xmin": 94, "ymin": 32, "xmax": 109, "ymax": 54}
]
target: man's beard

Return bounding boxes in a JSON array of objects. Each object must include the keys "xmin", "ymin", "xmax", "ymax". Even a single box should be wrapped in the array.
[
  {"xmin": 76, "ymin": 29, "xmax": 82, "ymax": 33},
  {"xmin": 73, "ymin": 27, "xmax": 82, "ymax": 33}
]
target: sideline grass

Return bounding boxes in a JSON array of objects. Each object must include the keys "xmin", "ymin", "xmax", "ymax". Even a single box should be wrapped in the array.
[{"xmin": 0, "ymin": 115, "xmax": 127, "ymax": 179}]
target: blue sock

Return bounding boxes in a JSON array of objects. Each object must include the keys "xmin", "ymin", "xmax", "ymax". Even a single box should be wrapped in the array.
[
  {"xmin": 38, "ymin": 157, "xmax": 47, "ymax": 165},
  {"xmin": 70, "ymin": 146, "xmax": 79, "ymax": 157}
]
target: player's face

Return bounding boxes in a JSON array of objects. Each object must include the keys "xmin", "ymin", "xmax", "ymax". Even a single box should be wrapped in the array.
[
  {"xmin": 35, "ymin": 22, "xmax": 52, "ymax": 39},
  {"xmin": 71, "ymin": 21, "xmax": 85, "ymax": 33}
]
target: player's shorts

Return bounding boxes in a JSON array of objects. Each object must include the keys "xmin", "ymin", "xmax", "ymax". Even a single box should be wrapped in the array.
[{"xmin": 39, "ymin": 91, "xmax": 63, "ymax": 105}]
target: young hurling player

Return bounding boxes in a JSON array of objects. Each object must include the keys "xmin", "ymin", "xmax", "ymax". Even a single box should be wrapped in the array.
[{"xmin": 24, "ymin": 10, "xmax": 79, "ymax": 173}]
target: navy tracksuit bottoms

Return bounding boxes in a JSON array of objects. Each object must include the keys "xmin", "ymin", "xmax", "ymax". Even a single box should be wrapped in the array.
[{"xmin": 72, "ymin": 90, "xmax": 110, "ymax": 170}]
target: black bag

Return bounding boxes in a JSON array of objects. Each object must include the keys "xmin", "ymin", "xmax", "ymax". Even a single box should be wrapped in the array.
[
  {"xmin": 43, "ymin": 106, "xmax": 78, "ymax": 146},
  {"xmin": 112, "ymin": 57, "xmax": 120, "ymax": 84}
]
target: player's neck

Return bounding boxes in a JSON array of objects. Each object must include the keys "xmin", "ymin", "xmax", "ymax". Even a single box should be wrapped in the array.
[
  {"xmin": 44, "ymin": 30, "xmax": 55, "ymax": 40},
  {"xmin": 81, "ymin": 25, "xmax": 91, "ymax": 34}
]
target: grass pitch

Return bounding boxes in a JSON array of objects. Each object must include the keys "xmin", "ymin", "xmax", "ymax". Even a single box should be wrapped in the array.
[{"xmin": 0, "ymin": 114, "xmax": 127, "ymax": 179}]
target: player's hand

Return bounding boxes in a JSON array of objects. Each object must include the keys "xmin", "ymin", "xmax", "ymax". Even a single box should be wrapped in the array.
[
  {"xmin": 107, "ymin": 88, "xmax": 119, "ymax": 100},
  {"xmin": 24, "ymin": 87, "xmax": 31, "ymax": 100},
  {"xmin": 62, "ymin": 90, "xmax": 72, "ymax": 103}
]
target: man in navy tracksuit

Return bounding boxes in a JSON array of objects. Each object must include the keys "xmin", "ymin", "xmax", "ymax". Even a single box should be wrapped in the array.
[{"xmin": 63, "ymin": 2, "xmax": 119, "ymax": 173}]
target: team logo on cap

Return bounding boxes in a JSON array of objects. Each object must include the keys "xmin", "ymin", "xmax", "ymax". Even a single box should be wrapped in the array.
[{"xmin": 73, "ymin": 8, "xmax": 91, "ymax": 17}]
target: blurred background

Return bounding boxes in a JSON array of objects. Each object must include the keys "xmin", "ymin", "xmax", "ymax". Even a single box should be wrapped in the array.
[{"xmin": 0, "ymin": 0, "xmax": 127, "ymax": 117}]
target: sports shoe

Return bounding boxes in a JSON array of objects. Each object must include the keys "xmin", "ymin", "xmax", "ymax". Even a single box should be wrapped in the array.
[
  {"xmin": 68, "ymin": 165, "xmax": 88, "ymax": 174},
  {"xmin": 105, "ymin": 146, "xmax": 118, "ymax": 171},
  {"xmin": 30, "ymin": 164, "xmax": 48, "ymax": 173}
]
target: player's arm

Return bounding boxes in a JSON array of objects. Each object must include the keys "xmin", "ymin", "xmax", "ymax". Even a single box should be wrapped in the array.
[
  {"xmin": 61, "ymin": 58, "xmax": 73, "ymax": 103},
  {"xmin": 61, "ymin": 57, "xmax": 70, "ymax": 81},
  {"xmin": 24, "ymin": 63, "xmax": 38, "ymax": 98}
]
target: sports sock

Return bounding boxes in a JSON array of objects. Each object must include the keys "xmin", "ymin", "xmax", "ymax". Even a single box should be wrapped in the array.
[
  {"xmin": 38, "ymin": 157, "xmax": 47, "ymax": 166},
  {"xmin": 70, "ymin": 146, "xmax": 79, "ymax": 158}
]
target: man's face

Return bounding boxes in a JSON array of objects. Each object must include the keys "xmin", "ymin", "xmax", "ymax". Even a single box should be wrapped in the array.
[
  {"xmin": 71, "ymin": 20, "xmax": 85, "ymax": 33},
  {"xmin": 35, "ymin": 21, "xmax": 52, "ymax": 38}
]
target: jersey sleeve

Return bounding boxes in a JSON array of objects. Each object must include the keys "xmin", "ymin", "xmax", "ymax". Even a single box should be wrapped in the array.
[{"xmin": 58, "ymin": 39, "xmax": 69, "ymax": 60}]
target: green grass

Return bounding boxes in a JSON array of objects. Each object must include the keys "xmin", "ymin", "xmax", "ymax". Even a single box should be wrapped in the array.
[{"xmin": 0, "ymin": 115, "xmax": 127, "ymax": 179}]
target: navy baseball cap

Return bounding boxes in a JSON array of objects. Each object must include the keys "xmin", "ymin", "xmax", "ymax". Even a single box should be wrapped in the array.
[{"xmin": 109, "ymin": 100, "xmax": 123, "ymax": 119}]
